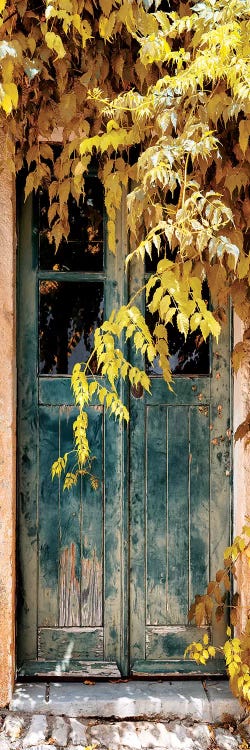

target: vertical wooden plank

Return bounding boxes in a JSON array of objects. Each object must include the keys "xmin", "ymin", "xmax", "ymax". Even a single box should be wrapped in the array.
[
  {"xmin": 104, "ymin": 414, "xmax": 123, "ymax": 663},
  {"xmin": 102, "ymin": 191, "xmax": 127, "ymax": 671},
  {"xmin": 129, "ymin": 394, "xmax": 146, "ymax": 663},
  {"xmin": 17, "ymin": 195, "xmax": 38, "ymax": 663},
  {"xmin": 81, "ymin": 406, "xmax": 103, "ymax": 627},
  {"xmin": 58, "ymin": 406, "xmax": 81, "ymax": 627},
  {"xmin": 167, "ymin": 405, "xmax": 189, "ymax": 624},
  {"xmin": 38, "ymin": 406, "xmax": 59, "ymax": 626},
  {"xmin": 189, "ymin": 405, "xmax": 210, "ymax": 605},
  {"xmin": 129, "ymin": 252, "xmax": 147, "ymax": 666},
  {"xmin": 146, "ymin": 405, "xmax": 167, "ymax": 625}
]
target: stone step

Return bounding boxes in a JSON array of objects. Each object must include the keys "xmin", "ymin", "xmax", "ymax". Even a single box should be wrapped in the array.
[{"xmin": 9, "ymin": 680, "xmax": 244, "ymax": 723}]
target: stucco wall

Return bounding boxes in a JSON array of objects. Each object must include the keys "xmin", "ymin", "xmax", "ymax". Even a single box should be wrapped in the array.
[
  {"xmin": 0, "ymin": 158, "xmax": 16, "ymax": 706},
  {"xmin": 234, "ymin": 315, "xmax": 250, "ymax": 632}
]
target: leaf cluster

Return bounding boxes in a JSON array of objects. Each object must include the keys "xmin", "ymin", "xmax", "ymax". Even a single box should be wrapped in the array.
[{"xmin": 187, "ymin": 521, "xmax": 250, "ymax": 707}]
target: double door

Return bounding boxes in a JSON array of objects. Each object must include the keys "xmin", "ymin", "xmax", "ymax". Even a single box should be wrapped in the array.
[{"xmin": 17, "ymin": 178, "xmax": 231, "ymax": 677}]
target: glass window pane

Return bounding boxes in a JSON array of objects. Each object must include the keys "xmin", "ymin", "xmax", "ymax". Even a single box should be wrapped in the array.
[
  {"xmin": 39, "ymin": 175, "xmax": 104, "ymax": 271},
  {"xmin": 146, "ymin": 313, "xmax": 209, "ymax": 376},
  {"xmin": 39, "ymin": 281, "xmax": 104, "ymax": 375}
]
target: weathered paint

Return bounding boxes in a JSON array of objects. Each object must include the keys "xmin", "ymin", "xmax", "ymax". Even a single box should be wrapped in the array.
[
  {"xmin": 17, "ymin": 190, "xmax": 127, "ymax": 676},
  {"xmin": 129, "ymin": 255, "xmax": 231, "ymax": 673},
  {"xmin": 81, "ymin": 554, "xmax": 102, "ymax": 627},
  {"xmin": 58, "ymin": 544, "xmax": 102, "ymax": 627},
  {"xmin": 145, "ymin": 625, "xmax": 210, "ymax": 660},
  {"xmin": 18, "ymin": 660, "xmax": 121, "ymax": 677},
  {"xmin": 18, "ymin": 183, "xmax": 231, "ymax": 678},
  {"xmin": 131, "ymin": 659, "xmax": 226, "ymax": 676},
  {"xmin": 38, "ymin": 625, "xmax": 103, "ymax": 659}
]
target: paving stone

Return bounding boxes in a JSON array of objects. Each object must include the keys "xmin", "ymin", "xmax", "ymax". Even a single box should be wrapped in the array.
[
  {"xmin": 215, "ymin": 727, "xmax": 242, "ymax": 750},
  {"xmin": 117, "ymin": 721, "xmax": 142, "ymax": 749},
  {"xmin": 22, "ymin": 714, "xmax": 48, "ymax": 747},
  {"xmin": 205, "ymin": 681, "xmax": 244, "ymax": 722},
  {"xmin": 51, "ymin": 716, "xmax": 69, "ymax": 747},
  {"xmin": 3, "ymin": 714, "xmax": 25, "ymax": 739},
  {"xmin": 188, "ymin": 723, "xmax": 212, "ymax": 749},
  {"xmin": 0, "ymin": 737, "xmax": 11, "ymax": 750},
  {"xmin": 135, "ymin": 721, "xmax": 194, "ymax": 749},
  {"xmin": 69, "ymin": 717, "xmax": 88, "ymax": 745},
  {"xmin": 90, "ymin": 722, "xmax": 121, "ymax": 750}
]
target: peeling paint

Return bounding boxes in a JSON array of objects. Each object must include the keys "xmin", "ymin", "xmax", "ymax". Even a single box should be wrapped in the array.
[{"xmin": 59, "ymin": 543, "xmax": 102, "ymax": 627}]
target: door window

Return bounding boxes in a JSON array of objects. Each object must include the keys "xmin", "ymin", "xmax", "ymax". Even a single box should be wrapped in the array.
[{"xmin": 37, "ymin": 173, "xmax": 105, "ymax": 376}]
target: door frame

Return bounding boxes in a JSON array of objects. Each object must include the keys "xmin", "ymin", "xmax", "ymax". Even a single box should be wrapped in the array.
[
  {"xmin": 16, "ymin": 181, "xmax": 233, "ymax": 678},
  {"xmin": 0, "ymin": 163, "xmax": 249, "ymax": 703}
]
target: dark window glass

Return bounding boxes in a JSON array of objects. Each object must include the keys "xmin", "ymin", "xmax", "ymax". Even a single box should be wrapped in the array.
[
  {"xmin": 38, "ymin": 175, "xmax": 104, "ymax": 271},
  {"xmin": 145, "ymin": 245, "xmax": 167, "ymax": 273},
  {"xmin": 146, "ymin": 312, "xmax": 209, "ymax": 375},
  {"xmin": 39, "ymin": 281, "xmax": 104, "ymax": 375},
  {"xmin": 145, "ymin": 281, "xmax": 210, "ymax": 376}
]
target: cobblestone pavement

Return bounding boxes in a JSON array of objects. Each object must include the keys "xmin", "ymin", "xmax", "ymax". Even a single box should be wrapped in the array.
[{"xmin": 0, "ymin": 713, "xmax": 250, "ymax": 750}]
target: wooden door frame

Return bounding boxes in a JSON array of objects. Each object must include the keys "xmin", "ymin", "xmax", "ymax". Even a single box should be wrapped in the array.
[{"xmin": 0, "ymin": 164, "xmax": 249, "ymax": 703}]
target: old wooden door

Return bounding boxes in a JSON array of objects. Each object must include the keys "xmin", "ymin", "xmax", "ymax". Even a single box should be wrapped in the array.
[
  {"xmin": 17, "ymin": 179, "xmax": 128, "ymax": 677},
  {"xmin": 129, "ymin": 256, "xmax": 231, "ymax": 675},
  {"xmin": 18, "ymin": 181, "xmax": 231, "ymax": 677}
]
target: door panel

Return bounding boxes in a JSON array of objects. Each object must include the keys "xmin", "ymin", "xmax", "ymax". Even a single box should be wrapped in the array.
[
  {"xmin": 129, "ymin": 261, "xmax": 231, "ymax": 675},
  {"xmin": 17, "ymin": 184, "xmax": 127, "ymax": 677}
]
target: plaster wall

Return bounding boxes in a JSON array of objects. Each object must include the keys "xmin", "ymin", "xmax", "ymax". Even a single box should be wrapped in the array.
[
  {"xmin": 234, "ymin": 315, "xmax": 250, "ymax": 632},
  {"xmin": 0, "ymin": 159, "xmax": 16, "ymax": 706}
]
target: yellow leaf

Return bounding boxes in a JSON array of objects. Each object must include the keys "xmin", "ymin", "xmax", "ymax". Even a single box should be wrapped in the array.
[
  {"xmin": 1, "ymin": 82, "xmax": 18, "ymax": 112},
  {"xmin": 45, "ymin": 31, "xmax": 66, "ymax": 59},
  {"xmin": 239, "ymin": 119, "xmax": 250, "ymax": 156},
  {"xmin": 24, "ymin": 172, "xmax": 35, "ymax": 201},
  {"xmin": 177, "ymin": 312, "xmax": 189, "ymax": 338},
  {"xmin": 107, "ymin": 219, "xmax": 116, "ymax": 254},
  {"xmin": 1, "ymin": 92, "xmax": 12, "ymax": 114},
  {"xmin": 107, "ymin": 119, "xmax": 119, "ymax": 133},
  {"xmin": 203, "ymin": 633, "xmax": 209, "ymax": 645},
  {"xmin": 99, "ymin": 12, "xmax": 116, "ymax": 41}
]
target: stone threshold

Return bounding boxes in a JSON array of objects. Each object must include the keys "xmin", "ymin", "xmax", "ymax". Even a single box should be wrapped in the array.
[{"xmin": 8, "ymin": 680, "xmax": 245, "ymax": 724}]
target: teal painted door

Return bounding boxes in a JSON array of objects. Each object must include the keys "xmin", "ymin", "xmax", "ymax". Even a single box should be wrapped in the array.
[
  {"xmin": 17, "ymin": 182, "xmax": 128, "ymax": 677},
  {"xmin": 129, "ymin": 258, "xmax": 231, "ymax": 675},
  {"xmin": 18, "ymin": 185, "xmax": 231, "ymax": 677}
]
